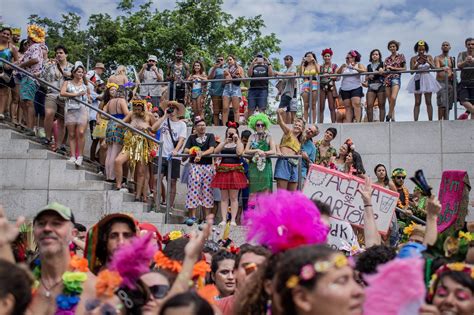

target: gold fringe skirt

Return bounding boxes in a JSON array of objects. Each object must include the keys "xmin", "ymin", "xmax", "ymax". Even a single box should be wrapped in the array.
[{"xmin": 122, "ymin": 131, "xmax": 156, "ymax": 168}]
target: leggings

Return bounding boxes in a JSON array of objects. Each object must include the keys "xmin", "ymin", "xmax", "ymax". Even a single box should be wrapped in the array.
[{"xmin": 105, "ymin": 143, "xmax": 122, "ymax": 180}]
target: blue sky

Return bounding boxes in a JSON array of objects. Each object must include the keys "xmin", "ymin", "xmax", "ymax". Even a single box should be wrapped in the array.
[{"xmin": 3, "ymin": 0, "xmax": 473, "ymax": 121}]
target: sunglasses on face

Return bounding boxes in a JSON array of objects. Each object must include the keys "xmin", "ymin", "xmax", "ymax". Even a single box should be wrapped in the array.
[
  {"xmin": 396, "ymin": 176, "xmax": 406, "ymax": 180},
  {"xmin": 149, "ymin": 285, "xmax": 170, "ymax": 299},
  {"xmin": 256, "ymin": 123, "xmax": 265, "ymax": 127}
]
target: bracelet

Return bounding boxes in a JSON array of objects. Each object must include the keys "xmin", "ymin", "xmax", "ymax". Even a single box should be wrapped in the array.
[{"xmin": 364, "ymin": 204, "xmax": 373, "ymax": 208}]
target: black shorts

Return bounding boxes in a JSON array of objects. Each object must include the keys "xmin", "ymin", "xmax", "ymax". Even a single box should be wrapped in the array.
[
  {"xmin": 340, "ymin": 87, "xmax": 363, "ymax": 100},
  {"xmin": 89, "ymin": 120, "xmax": 96, "ymax": 140},
  {"xmin": 160, "ymin": 159, "xmax": 181, "ymax": 179},
  {"xmin": 458, "ymin": 80, "xmax": 474, "ymax": 103}
]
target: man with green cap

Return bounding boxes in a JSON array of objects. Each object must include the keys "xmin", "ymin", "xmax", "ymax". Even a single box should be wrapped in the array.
[{"xmin": 29, "ymin": 202, "xmax": 97, "ymax": 314}]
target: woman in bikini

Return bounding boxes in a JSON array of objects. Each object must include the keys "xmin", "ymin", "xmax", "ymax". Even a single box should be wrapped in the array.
[
  {"xmin": 319, "ymin": 48, "xmax": 338, "ymax": 123},
  {"xmin": 300, "ymin": 51, "xmax": 320, "ymax": 123}
]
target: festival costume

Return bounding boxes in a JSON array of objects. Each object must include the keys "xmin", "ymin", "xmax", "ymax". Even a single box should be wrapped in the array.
[
  {"xmin": 384, "ymin": 53, "xmax": 406, "ymax": 86},
  {"xmin": 122, "ymin": 130, "xmax": 156, "ymax": 168},
  {"xmin": 315, "ymin": 140, "xmax": 337, "ymax": 166},
  {"xmin": 105, "ymin": 97, "xmax": 126, "ymax": 145},
  {"xmin": 301, "ymin": 67, "xmax": 318, "ymax": 93},
  {"xmin": 211, "ymin": 146, "xmax": 248, "ymax": 190}
]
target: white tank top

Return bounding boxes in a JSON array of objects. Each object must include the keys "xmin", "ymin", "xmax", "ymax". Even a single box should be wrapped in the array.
[{"xmin": 340, "ymin": 65, "xmax": 361, "ymax": 91}]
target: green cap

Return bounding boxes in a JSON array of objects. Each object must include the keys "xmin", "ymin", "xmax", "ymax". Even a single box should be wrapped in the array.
[{"xmin": 34, "ymin": 202, "xmax": 75, "ymax": 223}]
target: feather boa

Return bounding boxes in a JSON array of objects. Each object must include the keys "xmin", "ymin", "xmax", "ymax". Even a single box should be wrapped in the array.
[
  {"xmin": 108, "ymin": 233, "xmax": 156, "ymax": 289},
  {"xmin": 245, "ymin": 189, "xmax": 329, "ymax": 253},
  {"xmin": 363, "ymin": 258, "xmax": 426, "ymax": 315}
]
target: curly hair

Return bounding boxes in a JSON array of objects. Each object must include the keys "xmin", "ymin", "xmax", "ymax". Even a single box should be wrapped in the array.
[
  {"xmin": 0, "ymin": 260, "xmax": 33, "ymax": 315},
  {"xmin": 275, "ymin": 245, "xmax": 335, "ymax": 315},
  {"xmin": 248, "ymin": 113, "xmax": 271, "ymax": 131},
  {"xmin": 355, "ymin": 245, "xmax": 396, "ymax": 275},
  {"xmin": 211, "ymin": 250, "xmax": 236, "ymax": 274}
]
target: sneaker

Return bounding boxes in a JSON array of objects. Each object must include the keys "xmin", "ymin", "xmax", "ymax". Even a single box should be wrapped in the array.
[
  {"xmin": 39, "ymin": 137, "xmax": 51, "ymax": 145},
  {"xmin": 184, "ymin": 217, "xmax": 196, "ymax": 226},
  {"xmin": 0, "ymin": 113, "xmax": 4, "ymax": 120},
  {"xmin": 67, "ymin": 157, "xmax": 76, "ymax": 163},
  {"xmin": 37, "ymin": 127, "xmax": 46, "ymax": 138},
  {"xmin": 57, "ymin": 145, "xmax": 67, "ymax": 154},
  {"xmin": 75, "ymin": 156, "xmax": 83, "ymax": 166},
  {"xmin": 119, "ymin": 187, "xmax": 128, "ymax": 192},
  {"xmin": 230, "ymin": 221, "xmax": 237, "ymax": 226},
  {"xmin": 218, "ymin": 221, "xmax": 226, "ymax": 226}
]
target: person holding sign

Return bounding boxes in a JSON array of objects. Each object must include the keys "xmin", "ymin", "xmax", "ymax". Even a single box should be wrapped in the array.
[{"xmin": 274, "ymin": 108, "xmax": 305, "ymax": 191}]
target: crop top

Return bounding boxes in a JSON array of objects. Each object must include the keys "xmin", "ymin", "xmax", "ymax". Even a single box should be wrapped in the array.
[{"xmin": 280, "ymin": 133, "xmax": 301, "ymax": 153}]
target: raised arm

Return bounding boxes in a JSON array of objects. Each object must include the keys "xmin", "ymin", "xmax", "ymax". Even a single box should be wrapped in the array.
[
  {"xmin": 276, "ymin": 108, "xmax": 291, "ymax": 134},
  {"xmin": 423, "ymin": 195, "xmax": 441, "ymax": 246},
  {"xmin": 358, "ymin": 176, "xmax": 381, "ymax": 248}
]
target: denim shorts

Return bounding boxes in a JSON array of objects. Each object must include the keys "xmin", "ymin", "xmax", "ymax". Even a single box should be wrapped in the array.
[
  {"xmin": 248, "ymin": 88, "xmax": 268, "ymax": 111},
  {"xmin": 279, "ymin": 95, "xmax": 298, "ymax": 112},
  {"xmin": 223, "ymin": 84, "xmax": 241, "ymax": 98},
  {"xmin": 388, "ymin": 77, "xmax": 401, "ymax": 87},
  {"xmin": 274, "ymin": 158, "xmax": 299, "ymax": 183}
]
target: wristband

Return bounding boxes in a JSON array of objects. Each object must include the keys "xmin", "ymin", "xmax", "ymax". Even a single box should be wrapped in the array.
[{"xmin": 364, "ymin": 204, "xmax": 372, "ymax": 208}]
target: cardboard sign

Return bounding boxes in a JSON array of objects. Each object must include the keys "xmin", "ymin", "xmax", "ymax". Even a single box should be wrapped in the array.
[
  {"xmin": 303, "ymin": 165, "xmax": 399, "ymax": 234},
  {"xmin": 437, "ymin": 170, "xmax": 470, "ymax": 233},
  {"xmin": 327, "ymin": 218, "xmax": 359, "ymax": 251}
]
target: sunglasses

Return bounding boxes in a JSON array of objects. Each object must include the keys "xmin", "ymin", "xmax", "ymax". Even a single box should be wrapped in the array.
[
  {"xmin": 149, "ymin": 285, "xmax": 170, "ymax": 299},
  {"xmin": 396, "ymin": 176, "xmax": 406, "ymax": 180},
  {"xmin": 256, "ymin": 123, "xmax": 265, "ymax": 127},
  {"xmin": 217, "ymin": 58, "xmax": 224, "ymax": 61}
]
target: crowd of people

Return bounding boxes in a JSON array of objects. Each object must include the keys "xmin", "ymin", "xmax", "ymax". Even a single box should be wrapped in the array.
[{"xmin": 0, "ymin": 177, "xmax": 473, "ymax": 315}]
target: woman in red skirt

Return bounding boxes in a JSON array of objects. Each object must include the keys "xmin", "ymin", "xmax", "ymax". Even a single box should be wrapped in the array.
[{"xmin": 211, "ymin": 121, "xmax": 248, "ymax": 226}]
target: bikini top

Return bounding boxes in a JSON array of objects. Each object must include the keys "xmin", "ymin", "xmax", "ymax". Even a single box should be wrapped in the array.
[
  {"xmin": 303, "ymin": 68, "xmax": 317, "ymax": 75},
  {"xmin": 280, "ymin": 133, "xmax": 301, "ymax": 153}
]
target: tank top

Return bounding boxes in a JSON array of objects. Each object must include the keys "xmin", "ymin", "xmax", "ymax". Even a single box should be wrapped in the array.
[
  {"xmin": 341, "ymin": 65, "xmax": 361, "ymax": 91},
  {"xmin": 0, "ymin": 46, "xmax": 13, "ymax": 67},
  {"xmin": 66, "ymin": 81, "xmax": 87, "ymax": 110},
  {"xmin": 221, "ymin": 146, "xmax": 240, "ymax": 164}
]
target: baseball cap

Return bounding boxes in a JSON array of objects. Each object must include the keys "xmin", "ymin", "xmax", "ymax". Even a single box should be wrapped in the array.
[{"xmin": 34, "ymin": 202, "xmax": 75, "ymax": 223}]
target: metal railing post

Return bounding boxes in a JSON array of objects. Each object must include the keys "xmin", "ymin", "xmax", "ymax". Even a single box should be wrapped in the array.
[
  {"xmin": 155, "ymin": 141, "xmax": 164, "ymax": 212},
  {"xmin": 297, "ymin": 156, "xmax": 303, "ymax": 190},
  {"xmin": 444, "ymin": 74, "xmax": 449, "ymax": 119},
  {"xmin": 309, "ymin": 76, "xmax": 313, "ymax": 123},
  {"xmin": 172, "ymin": 81, "xmax": 177, "ymax": 101},
  {"xmin": 165, "ymin": 157, "xmax": 172, "ymax": 223},
  {"xmin": 316, "ymin": 73, "xmax": 321, "ymax": 123},
  {"xmin": 453, "ymin": 75, "xmax": 458, "ymax": 120}
]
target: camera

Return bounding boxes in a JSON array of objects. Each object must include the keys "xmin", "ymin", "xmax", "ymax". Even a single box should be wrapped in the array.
[
  {"xmin": 147, "ymin": 64, "xmax": 152, "ymax": 71},
  {"xmin": 166, "ymin": 107, "xmax": 174, "ymax": 114}
]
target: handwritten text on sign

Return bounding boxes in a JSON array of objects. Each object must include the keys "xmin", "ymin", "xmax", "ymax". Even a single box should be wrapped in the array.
[
  {"xmin": 437, "ymin": 170, "xmax": 468, "ymax": 233},
  {"xmin": 327, "ymin": 218, "xmax": 359, "ymax": 251},
  {"xmin": 303, "ymin": 165, "xmax": 399, "ymax": 234}
]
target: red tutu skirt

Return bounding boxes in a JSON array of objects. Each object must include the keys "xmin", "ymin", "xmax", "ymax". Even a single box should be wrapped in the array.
[{"xmin": 211, "ymin": 163, "xmax": 248, "ymax": 190}]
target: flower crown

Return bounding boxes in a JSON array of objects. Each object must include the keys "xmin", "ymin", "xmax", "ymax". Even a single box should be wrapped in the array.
[
  {"xmin": 428, "ymin": 262, "xmax": 474, "ymax": 300},
  {"xmin": 27, "ymin": 25, "xmax": 46, "ymax": 43},
  {"xmin": 286, "ymin": 254, "xmax": 352, "ymax": 288},
  {"xmin": 153, "ymin": 251, "xmax": 210, "ymax": 279},
  {"xmin": 131, "ymin": 99, "xmax": 146, "ymax": 107},
  {"xmin": 321, "ymin": 48, "xmax": 333, "ymax": 57},
  {"xmin": 106, "ymin": 82, "xmax": 119, "ymax": 90}
]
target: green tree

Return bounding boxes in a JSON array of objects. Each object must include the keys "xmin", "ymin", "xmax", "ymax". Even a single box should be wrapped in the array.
[{"xmin": 29, "ymin": 0, "xmax": 281, "ymax": 72}]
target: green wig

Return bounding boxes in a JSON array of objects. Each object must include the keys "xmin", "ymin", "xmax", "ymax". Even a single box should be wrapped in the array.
[{"xmin": 248, "ymin": 113, "xmax": 271, "ymax": 131}]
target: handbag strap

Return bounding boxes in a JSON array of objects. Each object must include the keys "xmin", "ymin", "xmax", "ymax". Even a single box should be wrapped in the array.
[{"xmin": 167, "ymin": 117, "xmax": 178, "ymax": 148}]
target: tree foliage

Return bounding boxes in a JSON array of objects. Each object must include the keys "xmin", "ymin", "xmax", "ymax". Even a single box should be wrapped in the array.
[{"xmin": 29, "ymin": 0, "xmax": 281, "ymax": 72}]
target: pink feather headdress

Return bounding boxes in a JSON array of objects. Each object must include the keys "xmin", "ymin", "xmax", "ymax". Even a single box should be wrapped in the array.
[
  {"xmin": 108, "ymin": 233, "xmax": 157, "ymax": 289},
  {"xmin": 245, "ymin": 189, "xmax": 329, "ymax": 253},
  {"xmin": 363, "ymin": 258, "xmax": 426, "ymax": 315}
]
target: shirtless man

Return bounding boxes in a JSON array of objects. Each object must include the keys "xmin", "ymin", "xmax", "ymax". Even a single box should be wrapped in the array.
[
  {"xmin": 457, "ymin": 37, "xmax": 474, "ymax": 119},
  {"xmin": 434, "ymin": 41, "xmax": 455, "ymax": 120},
  {"xmin": 314, "ymin": 127, "xmax": 338, "ymax": 167},
  {"xmin": 28, "ymin": 203, "xmax": 97, "ymax": 315}
]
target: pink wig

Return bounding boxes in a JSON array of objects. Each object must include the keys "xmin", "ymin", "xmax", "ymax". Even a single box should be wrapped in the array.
[
  {"xmin": 109, "ymin": 233, "xmax": 157, "ymax": 289},
  {"xmin": 363, "ymin": 258, "xmax": 426, "ymax": 315},
  {"xmin": 245, "ymin": 189, "xmax": 328, "ymax": 253}
]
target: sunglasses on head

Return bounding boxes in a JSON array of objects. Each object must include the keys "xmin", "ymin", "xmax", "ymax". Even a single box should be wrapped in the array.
[
  {"xmin": 256, "ymin": 123, "xmax": 265, "ymax": 127},
  {"xmin": 396, "ymin": 176, "xmax": 406, "ymax": 180},
  {"xmin": 149, "ymin": 285, "xmax": 170, "ymax": 299}
]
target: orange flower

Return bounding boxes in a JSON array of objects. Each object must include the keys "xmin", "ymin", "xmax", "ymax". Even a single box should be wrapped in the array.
[
  {"xmin": 96, "ymin": 270, "xmax": 122, "ymax": 297},
  {"xmin": 153, "ymin": 251, "xmax": 182, "ymax": 273},
  {"xmin": 192, "ymin": 260, "xmax": 211, "ymax": 279},
  {"xmin": 70, "ymin": 255, "xmax": 89, "ymax": 272}
]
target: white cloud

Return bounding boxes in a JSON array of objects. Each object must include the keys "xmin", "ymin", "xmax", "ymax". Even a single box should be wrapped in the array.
[{"xmin": 4, "ymin": 0, "xmax": 473, "ymax": 121}]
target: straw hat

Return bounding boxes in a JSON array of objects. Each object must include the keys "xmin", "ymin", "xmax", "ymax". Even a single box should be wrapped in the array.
[
  {"xmin": 94, "ymin": 63, "xmax": 106, "ymax": 70},
  {"xmin": 160, "ymin": 100, "xmax": 186, "ymax": 117}
]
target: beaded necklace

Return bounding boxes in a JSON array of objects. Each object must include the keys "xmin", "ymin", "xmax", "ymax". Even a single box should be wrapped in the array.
[{"xmin": 33, "ymin": 255, "xmax": 89, "ymax": 315}]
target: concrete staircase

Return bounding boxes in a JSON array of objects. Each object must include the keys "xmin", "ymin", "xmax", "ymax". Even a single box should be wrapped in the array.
[{"xmin": 0, "ymin": 124, "xmax": 163, "ymax": 226}]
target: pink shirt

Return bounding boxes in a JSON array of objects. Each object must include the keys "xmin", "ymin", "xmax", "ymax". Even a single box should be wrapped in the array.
[{"xmin": 21, "ymin": 43, "xmax": 44, "ymax": 75}]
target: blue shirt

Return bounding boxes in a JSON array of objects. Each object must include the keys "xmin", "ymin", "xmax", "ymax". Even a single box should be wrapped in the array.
[{"xmin": 301, "ymin": 140, "xmax": 317, "ymax": 179}]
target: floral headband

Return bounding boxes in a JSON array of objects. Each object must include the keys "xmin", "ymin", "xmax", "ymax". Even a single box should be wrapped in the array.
[
  {"xmin": 286, "ymin": 254, "xmax": 353, "ymax": 288},
  {"xmin": 428, "ymin": 262, "xmax": 474, "ymax": 300},
  {"xmin": 153, "ymin": 251, "xmax": 210, "ymax": 280},
  {"xmin": 131, "ymin": 99, "xmax": 146, "ymax": 108},
  {"xmin": 27, "ymin": 25, "xmax": 45, "ymax": 43},
  {"xmin": 106, "ymin": 82, "xmax": 119, "ymax": 90}
]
